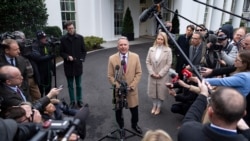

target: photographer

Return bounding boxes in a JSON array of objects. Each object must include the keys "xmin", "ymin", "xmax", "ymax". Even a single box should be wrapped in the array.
[
  {"xmin": 216, "ymin": 28, "xmax": 238, "ymax": 67},
  {"xmin": 29, "ymin": 30, "xmax": 55, "ymax": 97},
  {"xmin": 107, "ymin": 36, "xmax": 142, "ymax": 135}
]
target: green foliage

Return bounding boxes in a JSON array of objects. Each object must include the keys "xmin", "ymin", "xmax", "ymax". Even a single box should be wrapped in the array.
[
  {"xmin": 43, "ymin": 26, "xmax": 62, "ymax": 38},
  {"xmin": 84, "ymin": 36, "xmax": 105, "ymax": 51},
  {"xmin": 171, "ymin": 9, "xmax": 180, "ymax": 34},
  {"xmin": 0, "ymin": 0, "xmax": 48, "ymax": 38},
  {"xmin": 122, "ymin": 7, "xmax": 134, "ymax": 34}
]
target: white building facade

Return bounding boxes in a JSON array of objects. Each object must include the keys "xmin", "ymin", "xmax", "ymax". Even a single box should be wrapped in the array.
[{"xmin": 45, "ymin": 0, "xmax": 247, "ymax": 41}]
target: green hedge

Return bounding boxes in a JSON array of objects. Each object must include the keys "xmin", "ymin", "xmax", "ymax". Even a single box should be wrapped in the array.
[{"xmin": 84, "ymin": 36, "xmax": 105, "ymax": 51}]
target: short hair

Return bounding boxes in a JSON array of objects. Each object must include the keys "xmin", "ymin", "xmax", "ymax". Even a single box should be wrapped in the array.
[
  {"xmin": 4, "ymin": 106, "xmax": 26, "ymax": 123},
  {"xmin": 211, "ymin": 87, "xmax": 246, "ymax": 123},
  {"xmin": 64, "ymin": 21, "xmax": 74, "ymax": 29},
  {"xmin": 0, "ymin": 65, "xmax": 15, "ymax": 84},
  {"xmin": 192, "ymin": 31, "xmax": 203, "ymax": 40},
  {"xmin": 142, "ymin": 129, "xmax": 173, "ymax": 141},
  {"xmin": 186, "ymin": 25, "xmax": 195, "ymax": 31},
  {"xmin": 1, "ymin": 39, "xmax": 18, "ymax": 50}
]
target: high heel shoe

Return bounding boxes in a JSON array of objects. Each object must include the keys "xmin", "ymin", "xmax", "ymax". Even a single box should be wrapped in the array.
[
  {"xmin": 151, "ymin": 106, "xmax": 156, "ymax": 114},
  {"xmin": 154, "ymin": 107, "xmax": 161, "ymax": 115}
]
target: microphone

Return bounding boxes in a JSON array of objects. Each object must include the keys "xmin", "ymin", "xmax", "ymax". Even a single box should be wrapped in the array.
[
  {"xmin": 114, "ymin": 65, "xmax": 120, "ymax": 82},
  {"xmin": 139, "ymin": 0, "xmax": 165, "ymax": 22},
  {"xmin": 61, "ymin": 119, "xmax": 80, "ymax": 141},
  {"xmin": 181, "ymin": 68, "xmax": 192, "ymax": 79},
  {"xmin": 170, "ymin": 73, "xmax": 179, "ymax": 83}
]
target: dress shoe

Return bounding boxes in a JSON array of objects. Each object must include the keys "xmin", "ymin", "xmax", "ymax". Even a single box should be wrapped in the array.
[
  {"xmin": 151, "ymin": 106, "xmax": 156, "ymax": 114},
  {"xmin": 154, "ymin": 107, "xmax": 161, "ymax": 115},
  {"xmin": 132, "ymin": 125, "xmax": 142, "ymax": 134},
  {"xmin": 77, "ymin": 101, "xmax": 83, "ymax": 108}
]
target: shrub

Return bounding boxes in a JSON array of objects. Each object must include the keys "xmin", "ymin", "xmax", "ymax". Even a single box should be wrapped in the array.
[
  {"xmin": 43, "ymin": 26, "xmax": 62, "ymax": 38},
  {"xmin": 84, "ymin": 36, "xmax": 105, "ymax": 51}
]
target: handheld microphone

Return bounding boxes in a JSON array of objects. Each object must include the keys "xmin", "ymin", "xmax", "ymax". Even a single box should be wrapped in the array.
[
  {"xmin": 114, "ymin": 65, "xmax": 120, "ymax": 82},
  {"xmin": 170, "ymin": 73, "xmax": 179, "ymax": 83},
  {"xmin": 181, "ymin": 68, "xmax": 192, "ymax": 79}
]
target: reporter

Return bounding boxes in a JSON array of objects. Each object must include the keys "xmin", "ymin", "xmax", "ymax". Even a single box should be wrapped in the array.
[
  {"xmin": 205, "ymin": 50, "xmax": 250, "ymax": 96},
  {"xmin": 178, "ymin": 79, "xmax": 250, "ymax": 141},
  {"xmin": 0, "ymin": 65, "xmax": 62, "ymax": 116}
]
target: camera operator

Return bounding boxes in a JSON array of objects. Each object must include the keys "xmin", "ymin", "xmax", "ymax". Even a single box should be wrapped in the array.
[
  {"xmin": 107, "ymin": 36, "xmax": 142, "ymax": 134},
  {"xmin": 216, "ymin": 28, "xmax": 238, "ymax": 67},
  {"xmin": 29, "ymin": 30, "xmax": 55, "ymax": 97}
]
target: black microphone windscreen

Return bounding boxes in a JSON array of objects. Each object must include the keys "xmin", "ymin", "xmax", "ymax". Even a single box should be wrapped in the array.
[
  {"xmin": 139, "ymin": 9, "xmax": 150, "ymax": 22},
  {"xmin": 170, "ymin": 73, "xmax": 176, "ymax": 78},
  {"xmin": 115, "ymin": 65, "xmax": 120, "ymax": 70},
  {"xmin": 74, "ymin": 105, "xmax": 89, "ymax": 139},
  {"xmin": 121, "ymin": 60, "xmax": 126, "ymax": 66}
]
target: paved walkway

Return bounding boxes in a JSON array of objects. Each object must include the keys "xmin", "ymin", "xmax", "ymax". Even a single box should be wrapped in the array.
[{"xmin": 100, "ymin": 36, "xmax": 155, "ymax": 49}]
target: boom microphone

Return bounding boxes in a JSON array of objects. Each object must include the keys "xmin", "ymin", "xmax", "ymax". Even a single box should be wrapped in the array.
[{"xmin": 139, "ymin": 6, "xmax": 155, "ymax": 22}]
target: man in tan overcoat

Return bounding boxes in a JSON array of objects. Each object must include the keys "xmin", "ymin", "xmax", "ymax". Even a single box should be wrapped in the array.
[{"xmin": 107, "ymin": 36, "xmax": 142, "ymax": 135}]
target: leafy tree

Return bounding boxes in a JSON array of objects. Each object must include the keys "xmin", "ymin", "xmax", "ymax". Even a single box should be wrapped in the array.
[
  {"xmin": 171, "ymin": 9, "xmax": 180, "ymax": 34},
  {"xmin": 0, "ymin": 0, "xmax": 48, "ymax": 38}
]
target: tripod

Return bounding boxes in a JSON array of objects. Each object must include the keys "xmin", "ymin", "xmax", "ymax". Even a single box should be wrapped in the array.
[{"xmin": 98, "ymin": 82, "xmax": 143, "ymax": 141}]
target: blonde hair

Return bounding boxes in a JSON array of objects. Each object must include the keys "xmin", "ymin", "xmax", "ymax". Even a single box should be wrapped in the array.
[
  {"xmin": 153, "ymin": 32, "xmax": 169, "ymax": 47},
  {"xmin": 142, "ymin": 129, "xmax": 173, "ymax": 141}
]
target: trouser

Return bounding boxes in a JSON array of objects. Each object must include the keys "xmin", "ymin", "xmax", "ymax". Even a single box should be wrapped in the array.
[
  {"xmin": 66, "ymin": 75, "xmax": 82, "ymax": 103},
  {"xmin": 39, "ymin": 83, "xmax": 51, "ymax": 97},
  {"xmin": 28, "ymin": 77, "xmax": 41, "ymax": 102},
  {"xmin": 115, "ymin": 106, "xmax": 139, "ymax": 129},
  {"xmin": 171, "ymin": 103, "xmax": 191, "ymax": 116}
]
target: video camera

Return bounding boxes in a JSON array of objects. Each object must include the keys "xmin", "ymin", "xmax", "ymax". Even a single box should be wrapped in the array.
[
  {"xmin": 47, "ymin": 35, "xmax": 60, "ymax": 47},
  {"xmin": 116, "ymin": 81, "xmax": 128, "ymax": 110},
  {"xmin": 29, "ymin": 118, "xmax": 78, "ymax": 141},
  {"xmin": 31, "ymin": 104, "xmax": 89, "ymax": 141}
]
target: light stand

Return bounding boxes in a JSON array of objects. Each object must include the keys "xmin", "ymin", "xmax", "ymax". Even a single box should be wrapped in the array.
[{"xmin": 98, "ymin": 81, "xmax": 142, "ymax": 141}]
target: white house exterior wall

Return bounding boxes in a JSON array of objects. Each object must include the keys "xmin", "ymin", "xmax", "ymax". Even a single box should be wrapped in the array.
[
  {"xmin": 45, "ymin": 0, "xmax": 245, "ymax": 41},
  {"xmin": 45, "ymin": 0, "xmax": 62, "ymax": 30}
]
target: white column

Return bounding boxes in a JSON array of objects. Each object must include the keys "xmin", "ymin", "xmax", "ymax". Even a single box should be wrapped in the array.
[
  {"xmin": 222, "ymin": 0, "xmax": 233, "ymax": 24},
  {"xmin": 232, "ymin": 0, "xmax": 244, "ymax": 28},
  {"xmin": 210, "ymin": 0, "xmax": 224, "ymax": 31}
]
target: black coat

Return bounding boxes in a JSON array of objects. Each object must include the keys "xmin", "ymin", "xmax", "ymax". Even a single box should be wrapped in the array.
[
  {"xmin": 0, "ymin": 84, "xmax": 50, "ymax": 116},
  {"xmin": 60, "ymin": 33, "xmax": 86, "ymax": 77},
  {"xmin": 178, "ymin": 95, "xmax": 250, "ymax": 141},
  {"xmin": 29, "ymin": 40, "xmax": 54, "ymax": 85}
]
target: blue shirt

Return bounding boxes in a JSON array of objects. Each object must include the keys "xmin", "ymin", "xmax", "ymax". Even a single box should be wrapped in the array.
[{"xmin": 205, "ymin": 72, "xmax": 250, "ymax": 96}]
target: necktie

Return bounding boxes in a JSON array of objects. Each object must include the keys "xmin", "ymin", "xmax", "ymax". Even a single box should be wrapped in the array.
[
  {"xmin": 10, "ymin": 58, "xmax": 14, "ymax": 66},
  {"xmin": 16, "ymin": 87, "xmax": 26, "ymax": 101},
  {"xmin": 122, "ymin": 55, "xmax": 126, "ymax": 73}
]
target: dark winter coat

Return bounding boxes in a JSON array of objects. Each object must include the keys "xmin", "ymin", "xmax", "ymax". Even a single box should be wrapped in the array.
[{"xmin": 60, "ymin": 33, "xmax": 86, "ymax": 77}]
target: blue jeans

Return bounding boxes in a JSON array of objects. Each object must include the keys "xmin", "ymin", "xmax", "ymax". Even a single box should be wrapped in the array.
[{"xmin": 66, "ymin": 75, "xmax": 82, "ymax": 102}]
